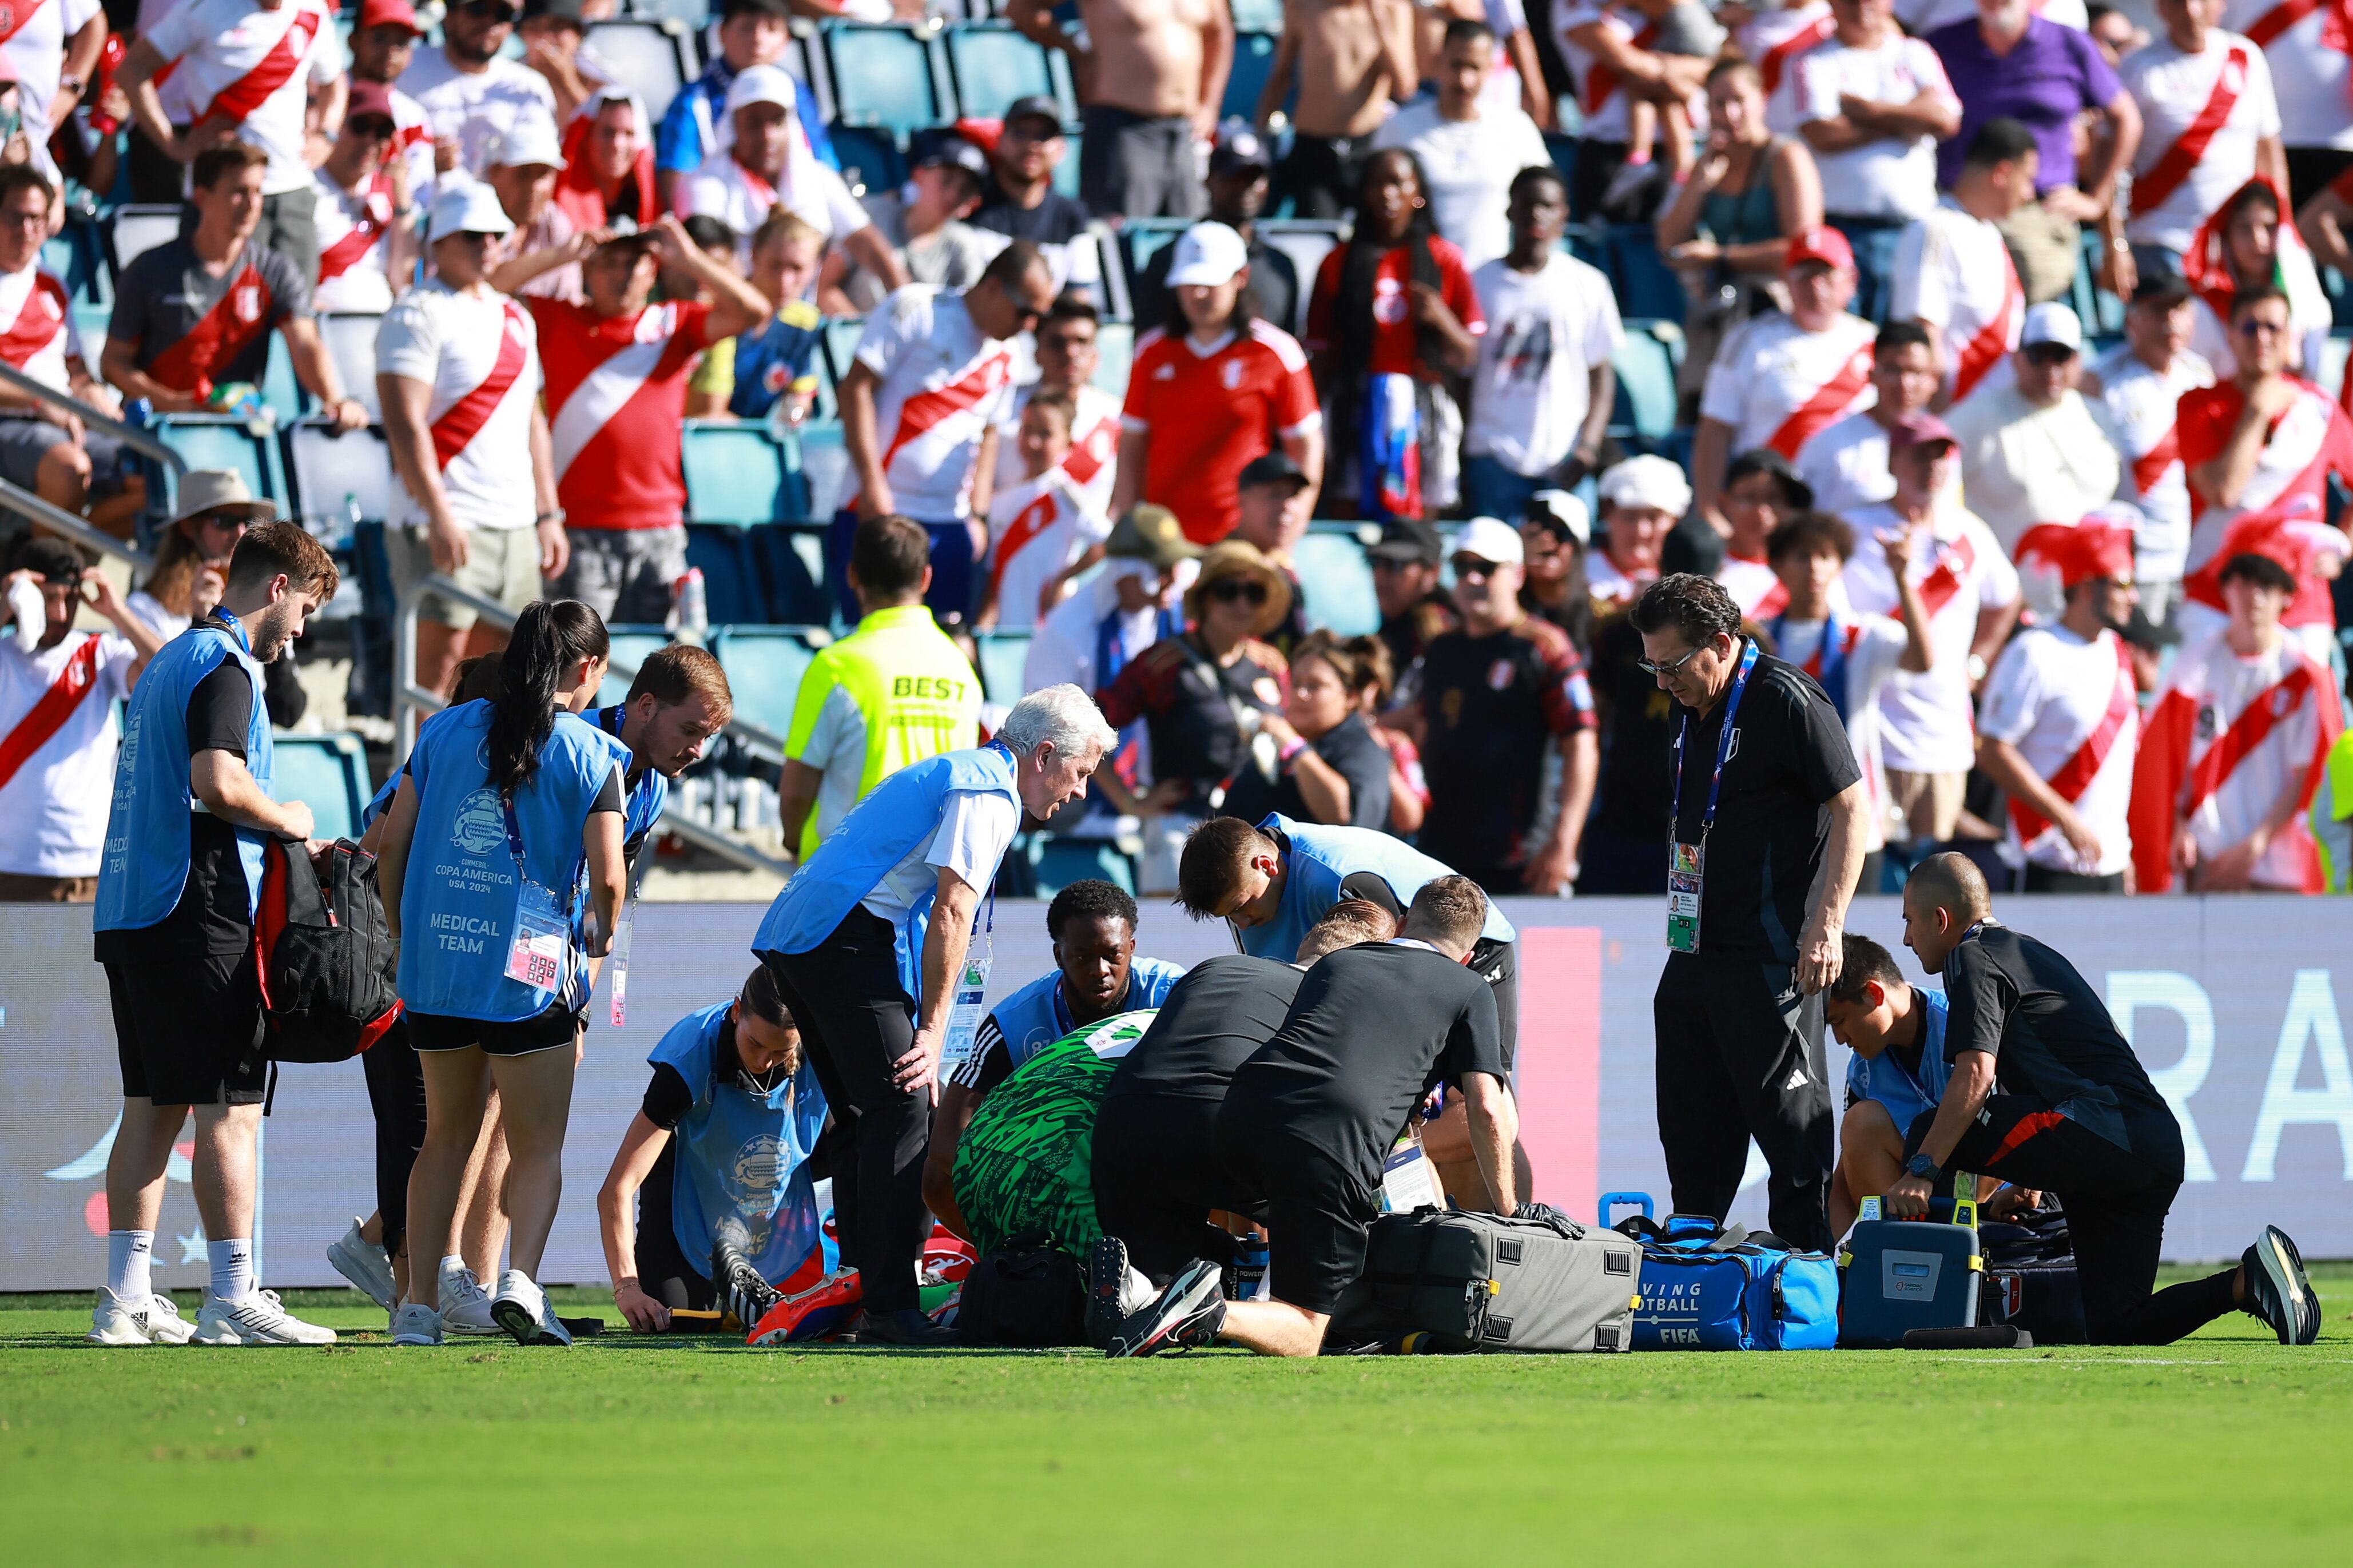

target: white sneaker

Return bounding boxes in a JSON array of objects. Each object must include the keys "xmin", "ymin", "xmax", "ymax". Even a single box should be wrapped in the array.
[
  {"xmin": 193, "ymin": 1288, "xmax": 337, "ymax": 1346},
  {"xmin": 489, "ymin": 1269, "xmax": 571, "ymax": 1347},
  {"xmin": 327, "ymin": 1219, "xmax": 397, "ymax": 1310},
  {"xmin": 437, "ymin": 1263, "xmax": 501, "ymax": 1336},
  {"xmin": 86, "ymin": 1288, "xmax": 195, "ymax": 1346},
  {"xmin": 389, "ymin": 1302, "xmax": 443, "ymax": 1346}
]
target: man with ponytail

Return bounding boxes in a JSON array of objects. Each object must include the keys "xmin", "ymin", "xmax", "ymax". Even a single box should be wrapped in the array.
[
  {"xmin": 375, "ymin": 598, "xmax": 632, "ymax": 1348},
  {"xmin": 752, "ymin": 682, "xmax": 1114, "ymax": 1344}
]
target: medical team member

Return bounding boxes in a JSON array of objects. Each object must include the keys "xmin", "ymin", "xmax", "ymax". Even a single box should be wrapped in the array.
[
  {"xmin": 377, "ymin": 600, "xmax": 632, "ymax": 1348},
  {"xmin": 586, "ymin": 642, "xmax": 734, "ymax": 873},
  {"xmin": 925, "ymin": 878, "xmax": 1187, "ymax": 1238},
  {"xmin": 597, "ymin": 966, "xmax": 829, "ymax": 1334},
  {"xmin": 752, "ymin": 684, "xmax": 1114, "ymax": 1346}
]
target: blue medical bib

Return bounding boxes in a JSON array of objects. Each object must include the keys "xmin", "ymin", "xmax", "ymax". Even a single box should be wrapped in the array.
[
  {"xmin": 1844, "ymin": 988, "xmax": 1952, "ymax": 1135},
  {"xmin": 397, "ymin": 705, "xmax": 630, "ymax": 1021},
  {"xmin": 96, "ymin": 611, "xmax": 274, "ymax": 932},
  {"xmin": 984, "ymin": 957, "xmax": 1187, "ymax": 1075},
  {"xmin": 650, "ymin": 1001, "xmax": 828, "ymax": 1285},
  {"xmin": 1239, "ymin": 813, "xmax": 1517, "ymax": 963}
]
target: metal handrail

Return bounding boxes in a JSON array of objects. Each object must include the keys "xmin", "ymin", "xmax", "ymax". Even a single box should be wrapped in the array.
[
  {"xmin": 0, "ymin": 361, "xmax": 188, "ymax": 473},
  {"xmin": 393, "ymin": 572, "xmax": 795, "ymax": 879},
  {"xmin": 0, "ymin": 477, "xmax": 154, "ymax": 572}
]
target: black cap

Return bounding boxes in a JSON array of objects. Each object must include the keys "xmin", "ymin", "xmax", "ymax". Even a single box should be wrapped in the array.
[
  {"xmin": 1003, "ymin": 95, "xmax": 1064, "ymax": 136},
  {"xmin": 8, "ymin": 535, "xmax": 86, "ymax": 583},
  {"xmin": 1238, "ymin": 451, "xmax": 1308, "ymax": 492},
  {"xmin": 522, "ymin": 0, "xmax": 587, "ymax": 21},
  {"xmin": 2131, "ymin": 272, "xmax": 2191, "ymax": 305},
  {"xmin": 1365, "ymin": 518, "xmax": 1443, "ymax": 566},
  {"xmin": 1210, "ymin": 121, "xmax": 1273, "ymax": 176},
  {"xmin": 911, "ymin": 128, "xmax": 991, "ymax": 185},
  {"xmin": 721, "ymin": 0, "xmax": 793, "ymax": 17}
]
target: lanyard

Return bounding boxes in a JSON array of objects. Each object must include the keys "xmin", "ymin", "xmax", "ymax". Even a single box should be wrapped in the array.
[
  {"xmin": 1668, "ymin": 639, "xmax": 1759, "ymax": 844},
  {"xmin": 502, "ymin": 790, "xmax": 582, "ymax": 913}
]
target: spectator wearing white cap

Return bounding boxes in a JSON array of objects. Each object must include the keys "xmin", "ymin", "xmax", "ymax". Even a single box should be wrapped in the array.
[
  {"xmin": 1369, "ymin": 18, "xmax": 1551, "ymax": 269},
  {"xmin": 1589, "ymin": 455, "xmax": 1689, "ymax": 606},
  {"xmin": 1693, "ymin": 226, "xmax": 1880, "ymax": 535},
  {"xmin": 845, "ymin": 130, "xmax": 1009, "ymax": 315},
  {"xmin": 1943, "ymin": 301, "xmax": 2124, "ymax": 557},
  {"xmin": 483, "ymin": 113, "xmax": 580, "ymax": 303},
  {"xmin": 398, "ymin": 0, "xmax": 559, "ymax": 181},
  {"xmin": 678, "ymin": 64, "xmax": 901, "ymax": 285},
  {"xmin": 376, "ymin": 180, "xmax": 563, "ymax": 702},
  {"xmin": 312, "ymin": 81, "xmax": 419, "ymax": 315}
]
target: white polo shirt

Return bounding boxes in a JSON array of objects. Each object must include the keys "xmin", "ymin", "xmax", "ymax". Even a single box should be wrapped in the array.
[{"xmin": 1795, "ymin": 33, "xmax": 1953, "ymax": 221}]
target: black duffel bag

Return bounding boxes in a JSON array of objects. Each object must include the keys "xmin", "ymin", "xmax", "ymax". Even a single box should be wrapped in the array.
[{"xmin": 956, "ymin": 1231, "xmax": 1087, "ymax": 1347}]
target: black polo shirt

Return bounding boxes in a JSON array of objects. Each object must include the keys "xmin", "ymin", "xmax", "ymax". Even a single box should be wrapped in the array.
[
  {"xmin": 1103, "ymin": 954, "xmax": 1304, "ymax": 1104},
  {"xmin": 1667, "ymin": 644, "xmax": 1857, "ymax": 963}
]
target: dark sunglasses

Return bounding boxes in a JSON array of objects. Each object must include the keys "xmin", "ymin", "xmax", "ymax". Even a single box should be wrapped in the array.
[
  {"xmin": 1635, "ymin": 644, "xmax": 1706, "ymax": 678},
  {"xmin": 997, "ymin": 277, "xmax": 1044, "ymax": 328},
  {"xmin": 1207, "ymin": 577, "xmax": 1270, "ymax": 606},
  {"xmin": 462, "ymin": 1, "xmax": 520, "ymax": 22},
  {"xmin": 1450, "ymin": 554, "xmax": 1505, "ymax": 581},
  {"xmin": 2023, "ymin": 342, "xmax": 2077, "ymax": 368},
  {"xmin": 2233, "ymin": 315, "xmax": 2289, "ymax": 338}
]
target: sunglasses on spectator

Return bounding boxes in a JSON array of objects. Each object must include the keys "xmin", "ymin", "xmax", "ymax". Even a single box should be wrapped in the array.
[
  {"xmin": 347, "ymin": 116, "xmax": 397, "ymax": 142},
  {"xmin": 2234, "ymin": 316, "xmax": 2290, "ymax": 338},
  {"xmin": 1206, "ymin": 577, "xmax": 1269, "ymax": 606},
  {"xmin": 462, "ymin": 1, "xmax": 520, "ymax": 21},
  {"xmin": 2022, "ymin": 343, "xmax": 2076, "ymax": 367},
  {"xmin": 1636, "ymin": 644, "xmax": 1706, "ymax": 678},
  {"xmin": 996, "ymin": 278, "xmax": 1044, "ymax": 329},
  {"xmin": 1449, "ymin": 554, "xmax": 1504, "ymax": 581}
]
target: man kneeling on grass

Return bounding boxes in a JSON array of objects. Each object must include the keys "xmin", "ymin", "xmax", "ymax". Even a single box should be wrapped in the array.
[
  {"xmin": 1106, "ymin": 877, "xmax": 1518, "ymax": 1358},
  {"xmin": 598, "ymin": 966, "xmax": 830, "ymax": 1332}
]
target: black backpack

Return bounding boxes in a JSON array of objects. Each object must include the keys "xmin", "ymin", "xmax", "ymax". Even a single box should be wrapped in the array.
[
  {"xmin": 955, "ymin": 1231, "xmax": 1087, "ymax": 1348},
  {"xmin": 255, "ymin": 836, "xmax": 403, "ymax": 1065}
]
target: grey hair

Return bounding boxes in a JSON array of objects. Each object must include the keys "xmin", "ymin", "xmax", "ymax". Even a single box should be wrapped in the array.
[{"xmin": 997, "ymin": 683, "xmax": 1116, "ymax": 762}]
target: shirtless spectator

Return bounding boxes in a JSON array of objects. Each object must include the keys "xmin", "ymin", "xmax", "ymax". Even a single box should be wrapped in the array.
[
  {"xmin": 1009, "ymin": 0, "xmax": 1233, "ymax": 219},
  {"xmin": 1259, "ymin": 0, "xmax": 1419, "ymax": 220}
]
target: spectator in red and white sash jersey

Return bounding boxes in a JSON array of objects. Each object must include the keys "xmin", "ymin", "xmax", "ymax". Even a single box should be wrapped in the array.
[
  {"xmin": 376, "ymin": 181, "xmax": 563, "ymax": 701},
  {"xmin": 2175, "ymin": 285, "xmax": 2353, "ymax": 662},
  {"xmin": 1793, "ymin": 0, "xmax": 1961, "ymax": 324},
  {"xmin": 1714, "ymin": 447, "xmax": 1823, "ymax": 618},
  {"xmin": 2180, "ymin": 177, "xmax": 2331, "ymax": 380},
  {"xmin": 1943, "ymin": 302, "xmax": 2123, "ymax": 558},
  {"xmin": 121, "ymin": 0, "xmax": 346, "ymax": 282},
  {"xmin": 483, "ymin": 114, "xmax": 578, "ymax": 303},
  {"xmin": 102, "ymin": 144, "xmax": 368, "ymax": 430},
  {"xmin": 2131, "ymin": 550, "xmax": 2346, "ymax": 891},
  {"xmin": 1975, "ymin": 518, "xmax": 2143, "ymax": 893},
  {"xmin": 503, "ymin": 214, "xmax": 771, "ymax": 626},
  {"xmin": 1550, "ymin": 0, "xmax": 1714, "ymax": 222},
  {"xmin": 2121, "ymin": 0, "xmax": 2284, "ymax": 277},
  {"xmin": 1739, "ymin": 0, "xmax": 1835, "ymax": 136},
  {"xmin": 0, "ymin": 536, "xmax": 166, "ymax": 904},
  {"xmin": 1587, "ymin": 453, "xmax": 1686, "ymax": 606},
  {"xmin": 1841, "ymin": 412, "xmax": 2021, "ymax": 849},
  {"xmin": 2221, "ymin": 0, "xmax": 2353, "ymax": 207},
  {"xmin": 0, "ymin": 0, "xmax": 104, "ymax": 189},
  {"xmin": 1795, "ymin": 321, "xmax": 1942, "ymax": 519},
  {"xmin": 675, "ymin": 64, "xmax": 902, "ymax": 287},
  {"xmin": 0, "ymin": 166, "xmax": 140, "ymax": 531},
  {"xmin": 979, "ymin": 392, "xmax": 1108, "ymax": 632},
  {"xmin": 1890, "ymin": 117, "xmax": 2034, "ymax": 409},
  {"xmin": 2082, "ymin": 274, "xmax": 2215, "ymax": 624},
  {"xmin": 398, "ymin": 0, "xmax": 555, "ymax": 185},
  {"xmin": 1691, "ymin": 226, "xmax": 1878, "ymax": 534},
  {"xmin": 1756, "ymin": 509, "xmax": 1932, "ymax": 885},
  {"xmin": 347, "ymin": 0, "xmax": 435, "ymax": 209},
  {"xmin": 993, "ymin": 293, "xmax": 1122, "ymax": 526},
  {"xmin": 553, "ymin": 85, "xmax": 653, "ymax": 233},
  {"xmin": 311, "ymin": 82, "xmax": 418, "ymax": 315}
]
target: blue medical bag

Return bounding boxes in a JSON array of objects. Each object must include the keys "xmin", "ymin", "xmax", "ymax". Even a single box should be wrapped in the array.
[
  {"xmin": 1837, "ymin": 1185, "xmax": 1985, "ymax": 1348},
  {"xmin": 1608, "ymin": 1200, "xmax": 1839, "ymax": 1351}
]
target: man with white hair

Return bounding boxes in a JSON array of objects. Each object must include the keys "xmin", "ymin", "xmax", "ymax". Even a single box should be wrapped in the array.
[
  {"xmin": 1589, "ymin": 455, "xmax": 1688, "ymax": 605},
  {"xmin": 675, "ymin": 63, "xmax": 903, "ymax": 285},
  {"xmin": 753, "ymin": 683, "xmax": 1115, "ymax": 1346},
  {"xmin": 1943, "ymin": 301, "xmax": 2123, "ymax": 556}
]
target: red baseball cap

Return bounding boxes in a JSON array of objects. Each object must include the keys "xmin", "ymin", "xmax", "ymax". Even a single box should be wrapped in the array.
[
  {"xmin": 345, "ymin": 79, "xmax": 396, "ymax": 124},
  {"xmin": 356, "ymin": 0, "xmax": 424, "ymax": 35},
  {"xmin": 1784, "ymin": 225, "xmax": 1854, "ymax": 273}
]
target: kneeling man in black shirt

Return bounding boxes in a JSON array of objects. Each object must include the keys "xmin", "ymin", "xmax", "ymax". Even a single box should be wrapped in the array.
[
  {"xmin": 1891, "ymin": 853, "xmax": 2319, "ymax": 1345},
  {"xmin": 1106, "ymin": 877, "xmax": 1519, "ymax": 1358}
]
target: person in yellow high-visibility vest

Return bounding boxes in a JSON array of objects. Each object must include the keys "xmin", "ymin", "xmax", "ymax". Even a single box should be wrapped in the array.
[
  {"xmin": 780, "ymin": 514, "xmax": 983, "ymax": 863},
  {"xmin": 2314, "ymin": 727, "xmax": 2353, "ymax": 894}
]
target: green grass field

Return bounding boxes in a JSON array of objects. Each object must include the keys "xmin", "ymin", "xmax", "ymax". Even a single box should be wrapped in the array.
[{"xmin": 6, "ymin": 1268, "xmax": 2350, "ymax": 1565}]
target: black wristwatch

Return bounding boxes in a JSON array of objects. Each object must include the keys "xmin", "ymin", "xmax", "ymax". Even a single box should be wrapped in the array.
[{"xmin": 1905, "ymin": 1152, "xmax": 1941, "ymax": 1180}]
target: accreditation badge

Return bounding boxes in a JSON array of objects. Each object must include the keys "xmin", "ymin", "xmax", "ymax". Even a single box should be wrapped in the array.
[
  {"xmin": 939, "ymin": 953, "xmax": 993, "ymax": 1072},
  {"xmin": 1666, "ymin": 841, "xmax": 1705, "ymax": 953},
  {"xmin": 504, "ymin": 879, "xmax": 570, "ymax": 990}
]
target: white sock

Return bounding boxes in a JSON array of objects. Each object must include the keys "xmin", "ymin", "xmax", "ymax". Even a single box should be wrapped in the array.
[
  {"xmin": 208, "ymin": 1238, "xmax": 254, "ymax": 1303},
  {"xmin": 107, "ymin": 1230, "xmax": 154, "ymax": 1302}
]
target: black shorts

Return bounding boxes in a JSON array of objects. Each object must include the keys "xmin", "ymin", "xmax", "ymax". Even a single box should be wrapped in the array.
[
  {"xmin": 1090, "ymin": 1092, "xmax": 1263, "ymax": 1287},
  {"xmin": 407, "ymin": 1000, "xmax": 581, "ymax": 1057},
  {"xmin": 1213, "ymin": 1103, "xmax": 1377, "ymax": 1316},
  {"xmin": 105, "ymin": 944, "xmax": 268, "ymax": 1107}
]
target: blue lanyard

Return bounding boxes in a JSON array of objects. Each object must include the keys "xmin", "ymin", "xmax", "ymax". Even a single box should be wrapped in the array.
[
  {"xmin": 1669, "ymin": 639, "xmax": 1759, "ymax": 842},
  {"xmin": 212, "ymin": 607, "xmax": 252, "ymax": 654},
  {"xmin": 502, "ymin": 790, "xmax": 582, "ymax": 912}
]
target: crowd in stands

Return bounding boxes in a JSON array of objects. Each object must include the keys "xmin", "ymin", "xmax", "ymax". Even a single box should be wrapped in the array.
[{"xmin": 2, "ymin": 0, "xmax": 2353, "ymax": 908}]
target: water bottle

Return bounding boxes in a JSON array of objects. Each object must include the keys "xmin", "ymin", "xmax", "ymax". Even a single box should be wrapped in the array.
[
  {"xmin": 673, "ymin": 567, "xmax": 708, "ymax": 644},
  {"xmin": 1231, "ymin": 1232, "xmax": 1270, "ymax": 1303}
]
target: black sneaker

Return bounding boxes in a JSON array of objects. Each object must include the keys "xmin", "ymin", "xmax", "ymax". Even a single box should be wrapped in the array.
[
  {"xmin": 1104, "ymin": 1258, "xmax": 1225, "ymax": 1358},
  {"xmin": 1086, "ymin": 1235, "xmax": 1140, "ymax": 1350},
  {"xmin": 853, "ymin": 1307, "xmax": 956, "ymax": 1348},
  {"xmin": 2243, "ymin": 1225, "xmax": 2320, "ymax": 1346},
  {"xmin": 712, "ymin": 1236, "xmax": 780, "ymax": 1333}
]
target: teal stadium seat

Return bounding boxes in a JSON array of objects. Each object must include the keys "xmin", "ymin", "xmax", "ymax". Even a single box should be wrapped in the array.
[
  {"xmin": 1026, "ymin": 836, "xmax": 1136, "ymax": 897},
  {"xmin": 945, "ymin": 24, "xmax": 1059, "ymax": 121},
  {"xmin": 1293, "ymin": 526, "xmax": 1381, "ymax": 637},
  {"xmin": 824, "ymin": 25, "xmax": 945, "ymax": 139},
  {"xmin": 317, "ymin": 313, "xmax": 385, "ymax": 420},
  {"xmin": 827, "ymin": 124, "xmax": 905, "ymax": 197},
  {"xmin": 683, "ymin": 524, "xmax": 768, "ymax": 623},
  {"xmin": 1611, "ymin": 321, "xmax": 1683, "ymax": 446},
  {"xmin": 600, "ymin": 627, "xmax": 676, "ymax": 708},
  {"xmin": 972, "ymin": 630, "xmax": 1031, "ymax": 705},
  {"xmin": 153, "ymin": 417, "xmax": 285, "ymax": 516},
  {"xmin": 1092, "ymin": 320, "xmax": 1133, "ymax": 398},
  {"xmin": 710, "ymin": 625, "xmax": 821, "ymax": 738},
  {"xmin": 1054, "ymin": 130, "xmax": 1082, "ymax": 199},
  {"xmin": 284, "ymin": 424, "xmax": 395, "ymax": 536},
  {"xmin": 262, "ymin": 333, "xmax": 304, "ymax": 422},
  {"xmin": 682, "ymin": 421, "xmax": 788, "ymax": 525},
  {"xmin": 585, "ymin": 21, "xmax": 688, "ymax": 121},
  {"xmin": 109, "ymin": 205, "xmax": 180, "ymax": 272},
  {"xmin": 272, "ymin": 733, "xmax": 368, "ymax": 844}
]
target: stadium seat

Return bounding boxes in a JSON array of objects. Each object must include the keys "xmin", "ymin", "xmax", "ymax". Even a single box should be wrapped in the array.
[
  {"xmin": 586, "ymin": 21, "xmax": 689, "ymax": 122},
  {"xmin": 1611, "ymin": 320, "xmax": 1683, "ymax": 446},
  {"xmin": 1257, "ymin": 221, "xmax": 1345, "ymax": 333},
  {"xmin": 1604, "ymin": 225, "xmax": 1684, "ymax": 324},
  {"xmin": 72, "ymin": 302, "xmax": 109, "ymax": 360},
  {"xmin": 601, "ymin": 626, "xmax": 676, "ymax": 707},
  {"xmin": 1293, "ymin": 526, "xmax": 1381, "ymax": 637},
  {"xmin": 108, "ymin": 205, "xmax": 180, "ymax": 273},
  {"xmin": 1223, "ymin": 32, "xmax": 1283, "ymax": 126},
  {"xmin": 625, "ymin": 0, "xmax": 709, "ymax": 22},
  {"xmin": 792, "ymin": 420, "xmax": 853, "ymax": 525},
  {"xmin": 319, "ymin": 313, "xmax": 385, "ymax": 420},
  {"xmin": 821, "ymin": 316, "xmax": 867, "ymax": 385},
  {"xmin": 972, "ymin": 629, "xmax": 1031, "ymax": 704},
  {"xmin": 710, "ymin": 624, "xmax": 820, "ymax": 736},
  {"xmin": 272, "ymin": 733, "xmax": 368, "ymax": 844},
  {"xmin": 1025, "ymin": 835, "xmax": 1136, "ymax": 897},
  {"xmin": 1227, "ymin": 0, "xmax": 1283, "ymax": 30},
  {"xmin": 748, "ymin": 522, "xmax": 832, "ymax": 623},
  {"xmin": 944, "ymin": 23, "xmax": 1060, "ymax": 121},
  {"xmin": 682, "ymin": 420, "xmax": 788, "ymax": 525},
  {"xmin": 827, "ymin": 124, "xmax": 905, "ymax": 197},
  {"xmin": 262, "ymin": 333, "xmax": 305, "ymax": 422},
  {"xmin": 151, "ymin": 416, "xmax": 286, "ymax": 515},
  {"xmin": 1054, "ymin": 129, "xmax": 1082, "ymax": 199},
  {"xmin": 284, "ymin": 424, "xmax": 395, "ymax": 538},
  {"xmin": 824, "ymin": 25, "xmax": 946, "ymax": 140},
  {"xmin": 1092, "ymin": 320, "xmax": 1133, "ymax": 397},
  {"xmin": 1119, "ymin": 217, "xmax": 1188, "ymax": 295},
  {"xmin": 685, "ymin": 523, "xmax": 768, "ymax": 623}
]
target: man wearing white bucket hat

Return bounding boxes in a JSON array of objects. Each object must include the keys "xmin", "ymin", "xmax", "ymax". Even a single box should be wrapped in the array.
[{"xmin": 1588, "ymin": 454, "xmax": 1690, "ymax": 606}]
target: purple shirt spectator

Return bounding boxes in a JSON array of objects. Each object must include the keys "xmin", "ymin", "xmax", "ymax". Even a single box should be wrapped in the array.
[{"xmin": 1929, "ymin": 14, "xmax": 2120, "ymax": 193}]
